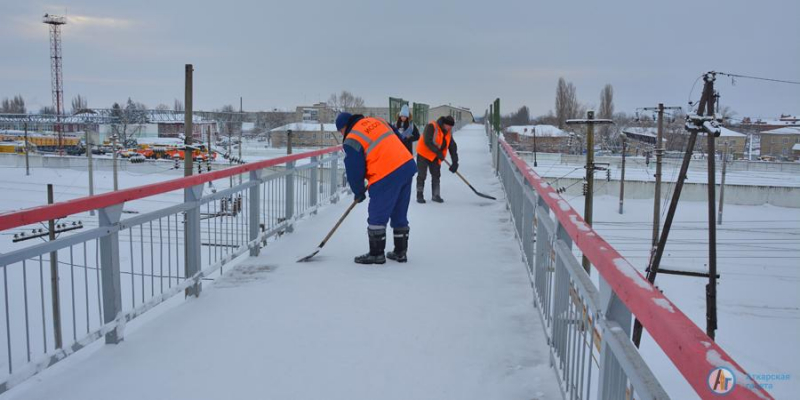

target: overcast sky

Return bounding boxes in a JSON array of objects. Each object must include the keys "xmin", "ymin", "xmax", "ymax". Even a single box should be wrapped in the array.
[{"xmin": 1, "ymin": 0, "xmax": 798, "ymax": 119}]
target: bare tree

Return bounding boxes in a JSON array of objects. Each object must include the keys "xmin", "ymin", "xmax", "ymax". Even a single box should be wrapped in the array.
[
  {"xmin": 71, "ymin": 94, "xmax": 88, "ymax": 114},
  {"xmin": 597, "ymin": 84, "xmax": 615, "ymax": 148},
  {"xmin": 502, "ymin": 105, "xmax": 531, "ymax": 127},
  {"xmin": 39, "ymin": 105, "xmax": 56, "ymax": 115},
  {"xmin": 718, "ymin": 105, "xmax": 737, "ymax": 124},
  {"xmin": 110, "ymin": 98, "xmax": 147, "ymax": 146},
  {"xmin": 174, "ymin": 99, "xmax": 184, "ymax": 112},
  {"xmin": 1, "ymin": 95, "xmax": 26, "ymax": 113},
  {"xmin": 155, "ymin": 103, "xmax": 170, "ymax": 111},
  {"xmin": 327, "ymin": 91, "xmax": 365, "ymax": 114},
  {"xmin": 555, "ymin": 78, "xmax": 579, "ymax": 129}
]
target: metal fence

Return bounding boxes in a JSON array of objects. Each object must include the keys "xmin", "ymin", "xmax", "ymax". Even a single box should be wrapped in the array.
[
  {"xmin": 0, "ymin": 145, "xmax": 346, "ymax": 393},
  {"xmin": 487, "ymin": 122, "xmax": 772, "ymax": 400}
]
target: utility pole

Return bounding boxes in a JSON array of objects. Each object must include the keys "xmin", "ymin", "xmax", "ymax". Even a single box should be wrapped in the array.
[
  {"xmin": 24, "ymin": 122, "xmax": 30, "ymax": 176},
  {"xmin": 637, "ymin": 103, "xmax": 682, "ymax": 248},
  {"xmin": 87, "ymin": 133, "xmax": 95, "ymax": 216},
  {"xmin": 184, "ymin": 64, "xmax": 194, "ymax": 178},
  {"xmin": 47, "ymin": 184, "xmax": 63, "ymax": 349},
  {"xmin": 706, "ymin": 90, "xmax": 720, "ymax": 341},
  {"xmin": 619, "ymin": 135, "xmax": 626, "ymax": 214},
  {"xmin": 287, "ymin": 129, "xmax": 293, "ymax": 155},
  {"xmin": 111, "ymin": 134, "xmax": 119, "ymax": 191},
  {"xmin": 718, "ymin": 141, "xmax": 728, "ymax": 224},
  {"xmin": 567, "ymin": 111, "xmax": 613, "ymax": 274},
  {"xmin": 633, "ymin": 72, "xmax": 721, "ymax": 346}
]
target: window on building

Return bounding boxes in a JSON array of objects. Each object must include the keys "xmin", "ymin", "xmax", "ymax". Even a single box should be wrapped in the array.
[{"xmin": 784, "ymin": 138, "xmax": 789, "ymax": 144}]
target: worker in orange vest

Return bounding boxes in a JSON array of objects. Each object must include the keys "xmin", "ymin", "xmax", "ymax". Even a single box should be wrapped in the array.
[
  {"xmin": 337, "ymin": 112, "xmax": 417, "ymax": 264},
  {"xmin": 416, "ymin": 116, "xmax": 459, "ymax": 203}
]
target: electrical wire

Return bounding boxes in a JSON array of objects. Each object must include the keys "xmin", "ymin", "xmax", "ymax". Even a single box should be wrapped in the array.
[{"xmin": 716, "ymin": 72, "xmax": 800, "ymax": 86}]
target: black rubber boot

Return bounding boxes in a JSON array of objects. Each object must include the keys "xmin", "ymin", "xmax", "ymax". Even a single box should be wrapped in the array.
[
  {"xmin": 431, "ymin": 183, "xmax": 444, "ymax": 203},
  {"xmin": 354, "ymin": 228, "xmax": 386, "ymax": 264},
  {"xmin": 416, "ymin": 190, "xmax": 426, "ymax": 204},
  {"xmin": 386, "ymin": 227, "xmax": 409, "ymax": 263}
]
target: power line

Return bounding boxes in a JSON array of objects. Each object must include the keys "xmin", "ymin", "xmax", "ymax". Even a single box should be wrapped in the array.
[{"xmin": 716, "ymin": 71, "xmax": 800, "ymax": 86}]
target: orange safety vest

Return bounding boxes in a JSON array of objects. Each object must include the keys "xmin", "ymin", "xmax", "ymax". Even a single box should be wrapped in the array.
[
  {"xmin": 345, "ymin": 117, "xmax": 413, "ymax": 185},
  {"xmin": 417, "ymin": 120, "xmax": 451, "ymax": 164}
]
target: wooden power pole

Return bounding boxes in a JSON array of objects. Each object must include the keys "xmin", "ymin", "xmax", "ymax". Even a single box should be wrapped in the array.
[
  {"xmin": 184, "ymin": 64, "xmax": 194, "ymax": 178},
  {"xmin": 633, "ymin": 72, "xmax": 721, "ymax": 346},
  {"xmin": 567, "ymin": 111, "xmax": 613, "ymax": 274}
]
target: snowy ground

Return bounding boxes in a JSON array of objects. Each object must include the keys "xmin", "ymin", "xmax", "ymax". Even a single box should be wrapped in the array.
[
  {"xmin": 525, "ymin": 155, "xmax": 800, "ymax": 188},
  {"xmin": 565, "ymin": 195, "xmax": 800, "ymax": 399},
  {"xmin": 1, "ymin": 125, "xmax": 562, "ymax": 400}
]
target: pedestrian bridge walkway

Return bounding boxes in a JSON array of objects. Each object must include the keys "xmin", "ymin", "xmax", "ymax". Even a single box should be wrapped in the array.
[{"xmin": 3, "ymin": 125, "xmax": 563, "ymax": 400}]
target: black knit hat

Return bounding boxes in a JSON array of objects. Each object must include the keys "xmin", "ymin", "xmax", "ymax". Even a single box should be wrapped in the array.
[{"xmin": 441, "ymin": 116, "xmax": 455, "ymax": 126}]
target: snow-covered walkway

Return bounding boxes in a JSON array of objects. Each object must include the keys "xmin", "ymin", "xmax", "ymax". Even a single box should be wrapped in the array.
[{"xmin": 4, "ymin": 124, "xmax": 561, "ymax": 400}]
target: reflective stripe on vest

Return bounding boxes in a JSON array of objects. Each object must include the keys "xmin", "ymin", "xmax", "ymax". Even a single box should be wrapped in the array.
[
  {"xmin": 417, "ymin": 120, "xmax": 451, "ymax": 163},
  {"xmin": 346, "ymin": 117, "xmax": 413, "ymax": 185}
]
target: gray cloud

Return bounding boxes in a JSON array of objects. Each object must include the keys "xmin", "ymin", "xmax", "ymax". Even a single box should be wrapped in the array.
[{"xmin": 1, "ymin": 0, "xmax": 798, "ymax": 119}]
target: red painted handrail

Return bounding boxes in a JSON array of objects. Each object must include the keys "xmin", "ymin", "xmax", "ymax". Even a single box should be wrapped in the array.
[
  {"xmin": 0, "ymin": 145, "xmax": 342, "ymax": 232},
  {"xmin": 500, "ymin": 139, "xmax": 771, "ymax": 400}
]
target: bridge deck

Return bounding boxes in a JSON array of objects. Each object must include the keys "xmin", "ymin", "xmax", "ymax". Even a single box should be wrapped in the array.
[{"xmin": 5, "ymin": 125, "xmax": 560, "ymax": 400}]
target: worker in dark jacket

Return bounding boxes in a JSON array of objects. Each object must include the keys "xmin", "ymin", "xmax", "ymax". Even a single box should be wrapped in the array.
[
  {"xmin": 392, "ymin": 104, "xmax": 419, "ymax": 154},
  {"xmin": 416, "ymin": 115, "xmax": 459, "ymax": 203},
  {"xmin": 337, "ymin": 112, "xmax": 417, "ymax": 264}
]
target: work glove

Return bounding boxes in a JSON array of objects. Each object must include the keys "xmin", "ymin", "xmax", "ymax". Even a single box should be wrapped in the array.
[
  {"xmin": 449, "ymin": 162, "xmax": 459, "ymax": 173},
  {"xmin": 436, "ymin": 152, "xmax": 445, "ymax": 162},
  {"xmin": 355, "ymin": 192, "xmax": 366, "ymax": 203}
]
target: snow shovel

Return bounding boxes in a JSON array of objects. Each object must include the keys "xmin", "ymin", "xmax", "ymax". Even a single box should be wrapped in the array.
[
  {"xmin": 443, "ymin": 159, "xmax": 497, "ymax": 200},
  {"xmin": 297, "ymin": 199, "xmax": 359, "ymax": 262}
]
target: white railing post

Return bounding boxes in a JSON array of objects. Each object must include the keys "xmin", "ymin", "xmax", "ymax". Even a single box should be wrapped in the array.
[
  {"xmin": 310, "ymin": 156, "xmax": 319, "ymax": 211},
  {"xmin": 597, "ymin": 275, "xmax": 633, "ymax": 399},
  {"xmin": 285, "ymin": 160, "xmax": 295, "ymax": 232},
  {"xmin": 249, "ymin": 170, "xmax": 263, "ymax": 257},
  {"xmin": 98, "ymin": 204, "xmax": 123, "ymax": 344},
  {"xmin": 184, "ymin": 184, "xmax": 203, "ymax": 297},
  {"xmin": 329, "ymin": 156, "xmax": 339, "ymax": 203}
]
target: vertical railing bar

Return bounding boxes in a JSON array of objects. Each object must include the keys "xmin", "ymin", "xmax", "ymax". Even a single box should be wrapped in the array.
[
  {"xmin": 167, "ymin": 216, "xmax": 172, "ymax": 289},
  {"xmin": 579, "ymin": 298, "xmax": 588, "ymax": 399},
  {"xmin": 70, "ymin": 246, "xmax": 76, "ymax": 341},
  {"xmin": 213, "ymin": 201, "xmax": 218, "ymax": 263},
  {"xmin": 22, "ymin": 260, "xmax": 31, "ymax": 362},
  {"xmin": 129, "ymin": 228, "xmax": 135, "ymax": 308},
  {"xmin": 39, "ymin": 254, "xmax": 47, "ymax": 352},
  {"xmin": 159, "ymin": 218, "xmax": 164, "ymax": 293},
  {"xmin": 206, "ymin": 203, "xmax": 211, "ymax": 264},
  {"xmin": 149, "ymin": 221, "xmax": 154, "ymax": 298},
  {"xmin": 587, "ymin": 315, "xmax": 595, "ymax": 400},
  {"xmin": 174, "ymin": 213, "xmax": 179, "ymax": 285},
  {"xmin": 83, "ymin": 242, "xmax": 89, "ymax": 335},
  {"xmin": 4, "ymin": 264, "xmax": 13, "ymax": 374},
  {"xmin": 95, "ymin": 239, "xmax": 101, "ymax": 326},
  {"xmin": 140, "ymin": 225, "xmax": 144, "ymax": 303}
]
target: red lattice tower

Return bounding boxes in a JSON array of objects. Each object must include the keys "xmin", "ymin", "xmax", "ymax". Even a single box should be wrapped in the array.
[{"xmin": 43, "ymin": 14, "xmax": 66, "ymax": 153}]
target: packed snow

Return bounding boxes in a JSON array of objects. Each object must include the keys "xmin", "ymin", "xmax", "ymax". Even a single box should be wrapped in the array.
[{"xmin": 1, "ymin": 125, "xmax": 561, "ymax": 400}]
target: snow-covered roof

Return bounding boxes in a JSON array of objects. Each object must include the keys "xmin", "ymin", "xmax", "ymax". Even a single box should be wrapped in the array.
[
  {"xmin": 718, "ymin": 127, "xmax": 746, "ymax": 137},
  {"xmin": 622, "ymin": 127, "xmax": 658, "ymax": 137},
  {"xmin": 761, "ymin": 127, "xmax": 800, "ymax": 135},
  {"xmin": 793, "ymin": 143, "xmax": 800, "ymax": 151},
  {"xmin": 270, "ymin": 122, "xmax": 337, "ymax": 132},
  {"xmin": 505, "ymin": 125, "xmax": 572, "ymax": 137}
]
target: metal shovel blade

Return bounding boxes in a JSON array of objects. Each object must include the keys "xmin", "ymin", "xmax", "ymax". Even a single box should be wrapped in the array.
[{"xmin": 296, "ymin": 248, "xmax": 321, "ymax": 263}]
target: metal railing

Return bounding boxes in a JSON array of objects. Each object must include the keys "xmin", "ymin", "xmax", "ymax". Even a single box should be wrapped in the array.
[
  {"xmin": 0, "ymin": 146, "xmax": 346, "ymax": 393},
  {"xmin": 487, "ymin": 122, "xmax": 772, "ymax": 400}
]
